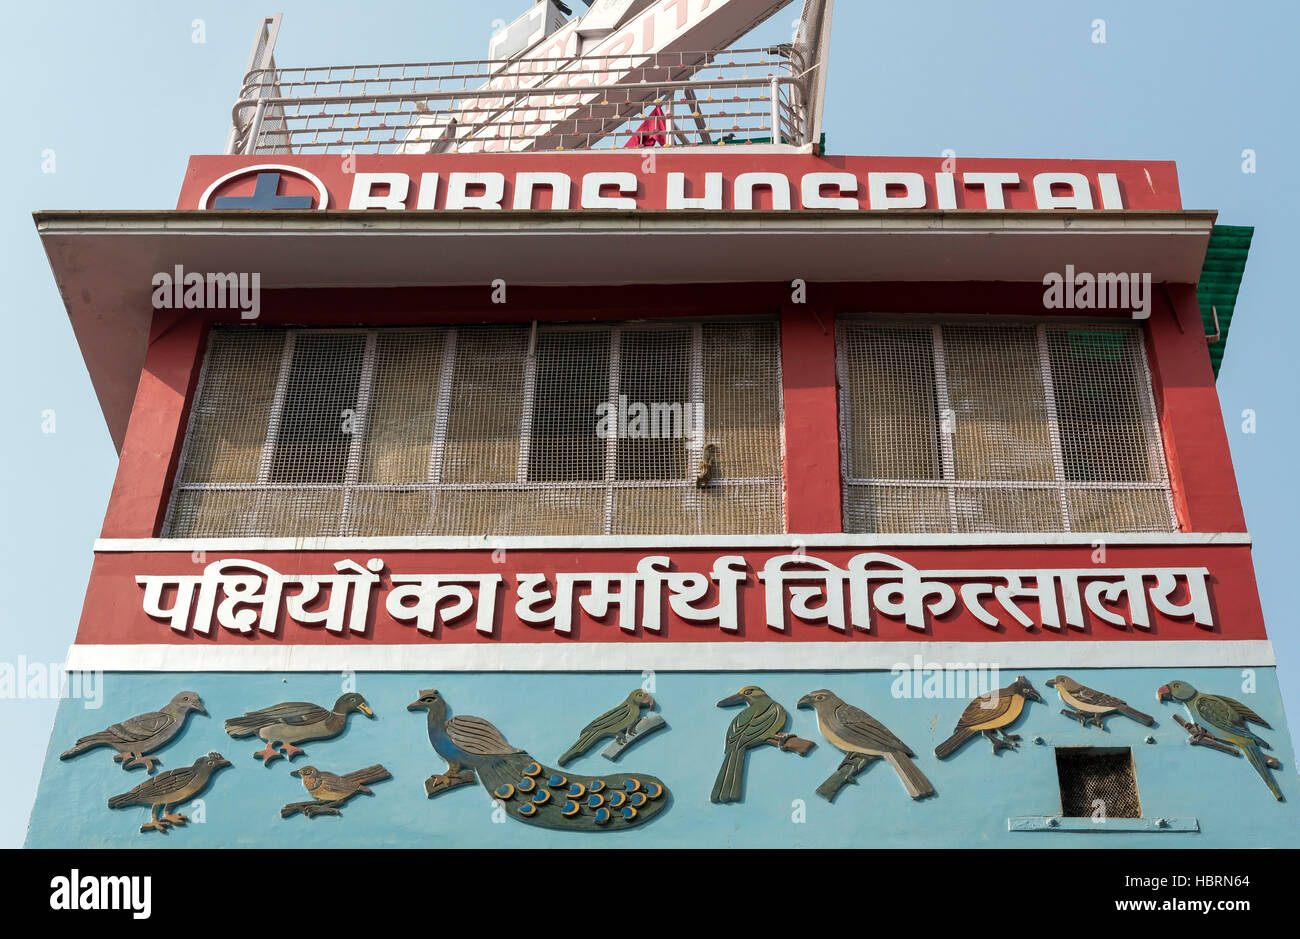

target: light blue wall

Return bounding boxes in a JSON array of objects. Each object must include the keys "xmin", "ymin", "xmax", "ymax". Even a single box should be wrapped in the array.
[{"xmin": 26, "ymin": 667, "xmax": 1300, "ymax": 848}]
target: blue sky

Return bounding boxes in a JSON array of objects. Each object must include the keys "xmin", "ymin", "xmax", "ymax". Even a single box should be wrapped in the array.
[{"xmin": 1, "ymin": 1, "xmax": 1295, "ymax": 847}]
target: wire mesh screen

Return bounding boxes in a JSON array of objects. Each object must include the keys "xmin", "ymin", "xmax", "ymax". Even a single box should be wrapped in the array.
[
  {"xmin": 165, "ymin": 321, "xmax": 784, "ymax": 537},
  {"xmin": 837, "ymin": 319, "xmax": 1175, "ymax": 534},
  {"xmin": 1055, "ymin": 748, "xmax": 1142, "ymax": 819}
]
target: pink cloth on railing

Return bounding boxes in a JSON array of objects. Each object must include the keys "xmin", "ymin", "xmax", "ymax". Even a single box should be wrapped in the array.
[{"xmin": 624, "ymin": 106, "xmax": 667, "ymax": 148}]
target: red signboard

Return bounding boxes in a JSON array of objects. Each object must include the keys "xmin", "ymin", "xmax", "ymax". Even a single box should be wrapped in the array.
[
  {"xmin": 178, "ymin": 154, "xmax": 1183, "ymax": 213},
  {"xmin": 82, "ymin": 541, "xmax": 1259, "ymax": 648}
]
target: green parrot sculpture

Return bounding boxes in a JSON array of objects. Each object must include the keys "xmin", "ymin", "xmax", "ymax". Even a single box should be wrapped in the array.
[
  {"xmin": 557, "ymin": 689, "xmax": 655, "ymax": 766},
  {"xmin": 1158, "ymin": 680, "xmax": 1283, "ymax": 801}
]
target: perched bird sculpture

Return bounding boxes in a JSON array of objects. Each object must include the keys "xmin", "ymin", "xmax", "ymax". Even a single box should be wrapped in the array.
[
  {"xmin": 1047, "ymin": 675, "xmax": 1154, "ymax": 728},
  {"xmin": 1159, "ymin": 680, "xmax": 1284, "ymax": 801},
  {"xmin": 557, "ymin": 689, "xmax": 657, "ymax": 766},
  {"xmin": 224, "ymin": 692, "xmax": 374, "ymax": 766},
  {"xmin": 281, "ymin": 764, "xmax": 392, "ymax": 819},
  {"xmin": 712, "ymin": 685, "xmax": 815, "ymax": 804},
  {"xmin": 798, "ymin": 690, "xmax": 934, "ymax": 801},
  {"xmin": 408, "ymin": 689, "xmax": 669, "ymax": 831},
  {"xmin": 695, "ymin": 444, "xmax": 719, "ymax": 489},
  {"xmin": 61, "ymin": 691, "xmax": 206, "ymax": 773},
  {"xmin": 935, "ymin": 675, "xmax": 1042, "ymax": 758},
  {"xmin": 107, "ymin": 751, "xmax": 231, "ymax": 834}
]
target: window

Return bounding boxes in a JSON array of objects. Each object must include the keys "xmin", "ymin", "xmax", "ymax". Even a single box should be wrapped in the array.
[
  {"xmin": 164, "ymin": 321, "xmax": 785, "ymax": 537},
  {"xmin": 1055, "ymin": 747, "xmax": 1141, "ymax": 819},
  {"xmin": 836, "ymin": 318, "xmax": 1175, "ymax": 533}
]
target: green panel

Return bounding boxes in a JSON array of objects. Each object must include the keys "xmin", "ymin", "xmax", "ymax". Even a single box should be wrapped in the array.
[{"xmin": 1197, "ymin": 225, "xmax": 1253, "ymax": 378}]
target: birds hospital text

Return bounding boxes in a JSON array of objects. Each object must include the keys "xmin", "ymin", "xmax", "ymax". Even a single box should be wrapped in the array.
[{"xmin": 345, "ymin": 169, "xmax": 1129, "ymax": 212}]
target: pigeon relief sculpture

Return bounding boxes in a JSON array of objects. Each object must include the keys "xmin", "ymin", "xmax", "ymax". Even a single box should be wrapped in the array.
[
  {"xmin": 224, "ymin": 692, "xmax": 375, "ymax": 765},
  {"xmin": 1047, "ymin": 675, "xmax": 1154, "ymax": 729},
  {"xmin": 1159, "ymin": 680, "xmax": 1285, "ymax": 801},
  {"xmin": 712, "ymin": 686, "xmax": 815, "ymax": 804},
  {"xmin": 557, "ymin": 689, "xmax": 665, "ymax": 765},
  {"xmin": 408, "ymin": 689, "xmax": 670, "ymax": 831},
  {"xmin": 935, "ymin": 676, "xmax": 1042, "ymax": 758},
  {"xmin": 799, "ymin": 690, "xmax": 934, "ymax": 802},
  {"xmin": 61, "ymin": 691, "xmax": 206, "ymax": 773},
  {"xmin": 107, "ymin": 751, "xmax": 232, "ymax": 834},
  {"xmin": 282, "ymin": 765, "xmax": 392, "ymax": 819}
]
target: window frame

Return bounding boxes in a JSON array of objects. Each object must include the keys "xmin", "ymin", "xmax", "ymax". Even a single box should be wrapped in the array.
[
  {"xmin": 163, "ymin": 319, "xmax": 785, "ymax": 537},
  {"xmin": 834, "ymin": 313, "xmax": 1177, "ymax": 534}
]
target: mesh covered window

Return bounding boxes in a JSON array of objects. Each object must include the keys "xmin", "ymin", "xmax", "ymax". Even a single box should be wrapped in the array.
[
  {"xmin": 164, "ymin": 322, "xmax": 784, "ymax": 537},
  {"xmin": 1055, "ymin": 747, "xmax": 1141, "ymax": 819},
  {"xmin": 837, "ymin": 319, "xmax": 1175, "ymax": 533}
]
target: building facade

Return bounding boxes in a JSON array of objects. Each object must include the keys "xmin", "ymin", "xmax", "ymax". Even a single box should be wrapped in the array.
[{"xmin": 26, "ymin": 3, "xmax": 1300, "ymax": 848}]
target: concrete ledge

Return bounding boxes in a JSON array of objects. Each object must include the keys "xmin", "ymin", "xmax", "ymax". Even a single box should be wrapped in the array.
[
  {"xmin": 63, "ymin": 639, "xmax": 1277, "ymax": 673},
  {"xmin": 1009, "ymin": 815, "xmax": 1200, "ymax": 832}
]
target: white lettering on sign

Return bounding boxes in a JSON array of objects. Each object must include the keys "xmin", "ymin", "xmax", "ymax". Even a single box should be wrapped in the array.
[
  {"xmin": 349, "ymin": 172, "xmax": 409, "ymax": 210},
  {"xmin": 345, "ymin": 169, "xmax": 1127, "ymax": 211},
  {"xmin": 446, "ymin": 172, "xmax": 506, "ymax": 210},
  {"xmin": 667, "ymin": 172, "xmax": 724, "ymax": 210},
  {"xmin": 514, "ymin": 172, "xmax": 572, "ymax": 210},
  {"xmin": 581, "ymin": 172, "xmax": 639, "ymax": 209},
  {"xmin": 136, "ymin": 553, "xmax": 1214, "ymax": 639},
  {"xmin": 963, "ymin": 172, "xmax": 1021, "ymax": 209}
]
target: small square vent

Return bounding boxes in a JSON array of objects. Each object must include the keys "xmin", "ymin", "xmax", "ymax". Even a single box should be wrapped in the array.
[{"xmin": 1055, "ymin": 747, "xmax": 1141, "ymax": 819}]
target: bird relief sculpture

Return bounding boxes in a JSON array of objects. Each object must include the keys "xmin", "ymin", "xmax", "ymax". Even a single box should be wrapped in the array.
[
  {"xmin": 409, "ymin": 689, "xmax": 670, "ymax": 831},
  {"xmin": 712, "ymin": 686, "xmax": 815, "ymax": 804},
  {"xmin": 107, "ymin": 751, "xmax": 231, "ymax": 834},
  {"xmin": 1159, "ymin": 680, "xmax": 1285, "ymax": 801},
  {"xmin": 61, "ymin": 691, "xmax": 206, "ymax": 773},
  {"xmin": 557, "ymin": 689, "xmax": 665, "ymax": 765},
  {"xmin": 281, "ymin": 764, "xmax": 392, "ymax": 819},
  {"xmin": 1047, "ymin": 675, "xmax": 1154, "ymax": 729},
  {"xmin": 798, "ymin": 690, "xmax": 934, "ymax": 802},
  {"xmin": 224, "ymin": 692, "xmax": 375, "ymax": 765},
  {"xmin": 935, "ymin": 676, "xmax": 1042, "ymax": 758}
]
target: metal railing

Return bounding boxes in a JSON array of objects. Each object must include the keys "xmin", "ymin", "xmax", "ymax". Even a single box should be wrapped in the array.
[{"xmin": 227, "ymin": 48, "xmax": 814, "ymax": 155}]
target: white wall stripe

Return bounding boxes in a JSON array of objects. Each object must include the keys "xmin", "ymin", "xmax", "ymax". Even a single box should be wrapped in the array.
[
  {"xmin": 64, "ymin": 640, "xmax": 1275, "ymax": 673},
  {"xmin": 93, "ymin": 532, "xmax": 1253, "ymax": 553}
]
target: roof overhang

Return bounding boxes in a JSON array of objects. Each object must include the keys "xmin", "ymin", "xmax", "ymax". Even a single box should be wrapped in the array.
[{"xmin": 34, "ymin": 208, "xmax": 1217, "ymax": 451}]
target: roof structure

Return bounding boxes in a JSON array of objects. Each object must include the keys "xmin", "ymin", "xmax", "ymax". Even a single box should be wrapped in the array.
[{"xmin": 1198, "ymin": 224, "xmax": 1253, "ymax": 377}]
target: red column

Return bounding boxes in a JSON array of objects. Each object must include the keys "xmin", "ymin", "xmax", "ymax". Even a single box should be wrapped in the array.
[
  {"xmin": 1146, "ymin": 284, "xmax": 1246, "ymax": 532},
  {"xmin": 780, "ymin": 303, "xmax": 842, "ymax": 533},
  {"xmin": 99, "ymin": 312, "xmax": 208, "ymax": 538}
]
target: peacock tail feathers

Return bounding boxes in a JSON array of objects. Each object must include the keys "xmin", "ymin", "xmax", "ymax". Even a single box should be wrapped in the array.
[{"xmin": 476, "ymin": 752, "xmax": 668, "ymax": 831}]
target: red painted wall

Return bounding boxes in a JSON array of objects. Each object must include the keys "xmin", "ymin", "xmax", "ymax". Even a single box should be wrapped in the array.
[
  {"xmin": 96, "ymin": 282, "xmax": 1246, "ymax": 540},
  {"xmin": 1146, "ymin": 285, "xmax": 1247, "ymax": 533},
  {"xmin": 99, "ymin": 312, "xmax": 206, "ymax": 539},
  {"xmin": 82, "ymin": 279, "xmax": 1263, "ymax": 650}
]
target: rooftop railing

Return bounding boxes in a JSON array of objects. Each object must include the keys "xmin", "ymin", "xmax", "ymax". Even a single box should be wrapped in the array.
[{"xmin": 227, "ymin": 47, "xmax": 816, "ymax": 155}]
